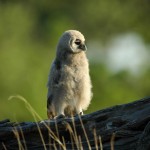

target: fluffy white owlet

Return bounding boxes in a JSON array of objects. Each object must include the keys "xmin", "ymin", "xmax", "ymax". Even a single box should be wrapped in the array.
[{"xmin": 47, "ymin": 30, "xmax": 92, "ymax": 119}]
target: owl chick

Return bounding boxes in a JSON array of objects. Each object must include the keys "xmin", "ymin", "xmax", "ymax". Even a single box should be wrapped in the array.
[{"xmin": 47, "ymin": 30, "xmax": 92, "ymax": 119}]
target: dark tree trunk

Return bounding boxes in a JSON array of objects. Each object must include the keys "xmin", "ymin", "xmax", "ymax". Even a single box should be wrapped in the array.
[{"xmin": 0, "ymin": 97, "xmax": 150, "ymax": 150}]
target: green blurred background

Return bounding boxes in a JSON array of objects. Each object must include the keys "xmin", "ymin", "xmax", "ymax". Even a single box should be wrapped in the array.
[{"xmin": 0, "ymin": 0, "xmax": 150, "ymax": 121}]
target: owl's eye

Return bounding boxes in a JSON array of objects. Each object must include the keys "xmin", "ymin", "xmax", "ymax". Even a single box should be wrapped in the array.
[{"xmin": 75, "ymin": 39, "xmax": 81, "ymax": 45}]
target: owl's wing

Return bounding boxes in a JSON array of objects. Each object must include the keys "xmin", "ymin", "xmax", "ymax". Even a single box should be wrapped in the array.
[{"xmin": 47, "ymin": 60, "xmax": 61, "ymax": 106}]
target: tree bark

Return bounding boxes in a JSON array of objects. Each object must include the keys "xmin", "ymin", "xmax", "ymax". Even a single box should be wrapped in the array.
[{"xmin": 0, "ymin": 97, "xmax": 150, "ymax": 150}]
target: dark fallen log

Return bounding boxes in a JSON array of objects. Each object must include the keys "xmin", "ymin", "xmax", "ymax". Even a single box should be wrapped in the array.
[{"xmin": 0, "ymin": 97, "xmax": 150, "ymax": 150}]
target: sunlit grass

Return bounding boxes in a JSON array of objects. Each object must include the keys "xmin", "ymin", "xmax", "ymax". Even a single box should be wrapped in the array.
[{"xmin": 9, "ymin": 95, "xmax": 65, "ymax": 150}]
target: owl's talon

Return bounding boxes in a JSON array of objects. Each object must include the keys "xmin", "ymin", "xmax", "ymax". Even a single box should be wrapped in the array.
[
  {"xmin": 55, "ymin": 114, "xmax": 65, "ymax": 119},
  {"xmin": 79, "ymin": 111, "xmax": 84, "ymax": 115},
  {"xmin": 74, "ymin": 112, "xmax": 84, "ymax": 118}
]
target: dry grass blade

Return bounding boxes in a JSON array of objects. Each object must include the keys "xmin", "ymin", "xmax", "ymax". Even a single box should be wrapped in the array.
[
  {"xmin": 110, "ymin": 133, "xmax": 115, "ymax": 150},
  {"xmin": 9, "ymin": 95, "xmax": 66, "ymax": 150},
  {"xmin": 2, "ymin": 142, "xmax": 7, "ymax": 150},
  {"xmin": 18, "ymin": 124, "xmax": 27, "ymax": 150},
  {"xmin": 54, "ymin": 119, "xmax": 61, "ymax": 150},
  {"xmin": 99, "ymin": 136, "xmax": 103, "ymax": 150},
  {"xmin": 54, "ymin": 119, "xmax": 60, "ymax": 140},
  {"xmin": 47, "ymin": 121, "xmax": 52, "ymax": 150},
  {"xmin": 63, "ymin": 121, "xmax": 75, "ymax": 150},
  {"xmin": 78, "ymin": 135, "xmax": 83, "ymax": 150},
  {"xmin": 62, "ymin": 136, "xmax": 66, "ymax": 150},
  {"xmin": 13, "ymin": 127, "xmax": 24, "ymax": 150},
  {"xmin": 71, "ymin": 115, "xmax": 80, "ymax": 150},
  {"xmin": 93, "ymin": 128, "xmax": 98, "ymax": 150},
  {"xmin": 78, "ymin": 115, "xmax": 91, "ymax": 150},
  {"xmin": 36, "ymin": 122, "xmax": 47, "ymax": 150},
  {"xmin": 53, "ymin": 141, "xmax": 57, "ymax": 150}
]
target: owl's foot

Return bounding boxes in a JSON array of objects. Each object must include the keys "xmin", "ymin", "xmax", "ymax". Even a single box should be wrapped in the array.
[
  {"xmin": 79, "ymin": 111, "xmax": 84, "ymax": 115},
  {"xmin": 73, "ymin": 112, "xmax": 84, "ymax": 118},
  {"xmin": 54, "ymin": 114, "xmax": 66, "ymax": 119}
]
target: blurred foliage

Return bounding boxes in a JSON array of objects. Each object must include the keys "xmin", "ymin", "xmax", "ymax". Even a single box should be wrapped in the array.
[{"xmin": 0, "ymin": 0, "xmax": 150, "ymax": 121}]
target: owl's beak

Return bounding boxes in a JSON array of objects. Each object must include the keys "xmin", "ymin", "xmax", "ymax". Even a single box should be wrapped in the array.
[{"xmin": 79, "ymin": 44, "xmax": 87, "ymax": 51}]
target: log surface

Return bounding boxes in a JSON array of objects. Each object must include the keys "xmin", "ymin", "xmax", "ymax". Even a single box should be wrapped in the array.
[{"xmin": 0, "ymin": 97, "xmax": 150, "ymax": 150}]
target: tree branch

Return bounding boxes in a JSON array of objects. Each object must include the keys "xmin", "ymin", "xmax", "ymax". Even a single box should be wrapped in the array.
[{"xmin": 0, "ymin": 97, "xmax": 150, "ymax": 150}]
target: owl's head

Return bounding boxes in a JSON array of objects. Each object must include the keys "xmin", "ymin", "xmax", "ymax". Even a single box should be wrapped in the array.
[{"xmin": 57, "ymin": 30, "xmax": 87, "ymax": 55}]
